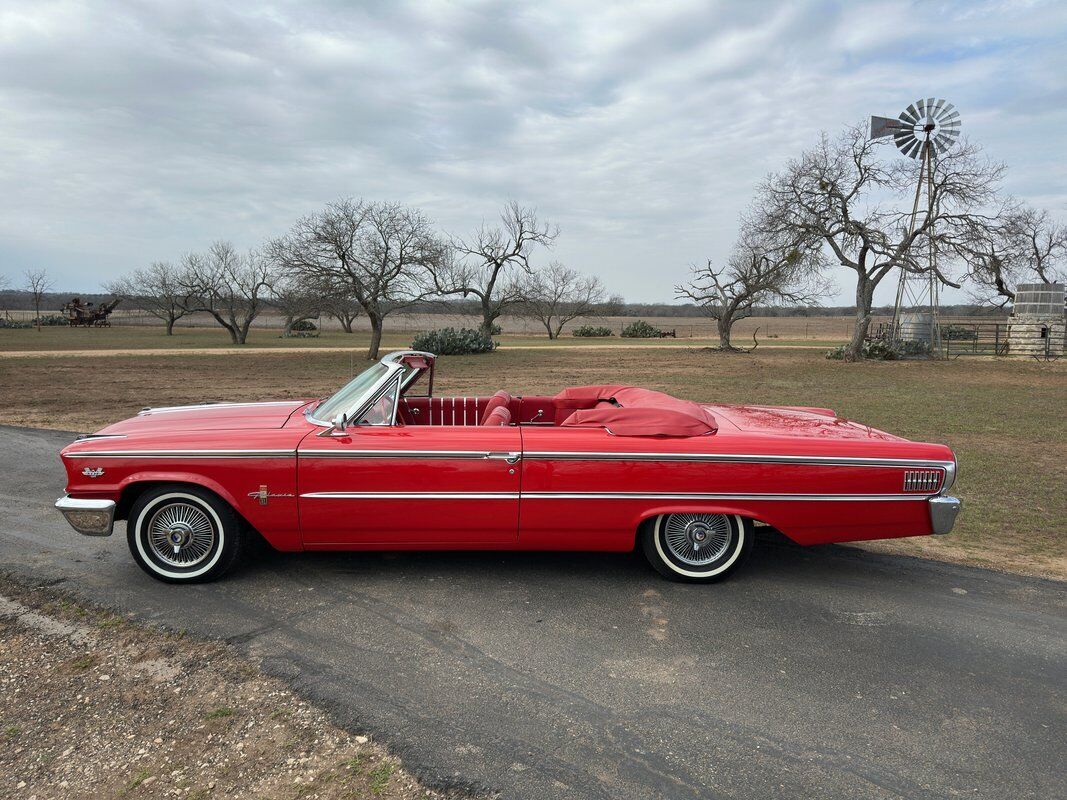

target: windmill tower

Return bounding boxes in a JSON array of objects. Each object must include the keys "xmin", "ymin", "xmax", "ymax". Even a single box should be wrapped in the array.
[{"xmin": 870, "ymin": 99, "xmax": 962, "ymax": 353}]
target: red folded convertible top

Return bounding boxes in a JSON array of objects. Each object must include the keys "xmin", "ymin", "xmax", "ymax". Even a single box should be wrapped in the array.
[{"xmin": 556, "ymin": 386, "xmax": 717, "ymax": 437}]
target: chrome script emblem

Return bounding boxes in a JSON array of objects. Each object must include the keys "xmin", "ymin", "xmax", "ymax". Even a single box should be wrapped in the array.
[{"xmin": 82, "ymin": 467, "xmax": 105, "ymax": 479}]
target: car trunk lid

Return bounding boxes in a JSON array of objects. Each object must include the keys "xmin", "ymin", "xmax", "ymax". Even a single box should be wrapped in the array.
[{"xmin": 702, "ymin": 404, "xmax": 905, "ymax": 441}]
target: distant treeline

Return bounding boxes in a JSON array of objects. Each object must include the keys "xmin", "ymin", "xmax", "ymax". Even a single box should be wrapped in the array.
[{"xmin": 0, "ymin": 289, "xmax": 1004, "ymax": 318}]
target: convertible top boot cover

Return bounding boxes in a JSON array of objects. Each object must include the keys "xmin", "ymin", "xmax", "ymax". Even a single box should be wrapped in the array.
[{"xmin": 556, "ymin": 386, "xmax": 718, "ymax": 437}]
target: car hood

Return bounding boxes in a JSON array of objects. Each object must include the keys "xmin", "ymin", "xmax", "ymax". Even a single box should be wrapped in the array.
[
  {"xmin": 96, "ymin": 400, "xmax": 316, "ymax": 434},
  {"xmin": 703, "ymin": 404, "xmax": 904, "ymax": 441}
]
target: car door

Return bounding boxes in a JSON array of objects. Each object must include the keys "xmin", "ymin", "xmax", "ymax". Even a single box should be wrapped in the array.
[{"xmin": 297, "ymin": 421, "xmax": 521, "ymax": 547}]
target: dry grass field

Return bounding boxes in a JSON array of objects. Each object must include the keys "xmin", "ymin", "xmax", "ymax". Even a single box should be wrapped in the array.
[
  {"xmin": 0, "ymin": 312, "xmax": 865, "ymax": 349},
  {"xmin": 1, "ymin": 326, "xmax": 1063, "ymax": 580}
]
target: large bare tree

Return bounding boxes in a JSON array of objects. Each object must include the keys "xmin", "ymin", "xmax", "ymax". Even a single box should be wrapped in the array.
[
  {"xmin": 107, "ymin": 261, "xmax": 192, "ymax": 335},
  {"xmin": 760, "ymin": 125, "xmax": 1003, "ymax": 360},
  {"xmin": 676, "ymin": 221, "xmax": 827, "ymax": 350},
  {"xmin": 518, "ymin": 262, "xmax": 605, "ymax": 339},
  {"xmin": 181, "ymin": 241, "xmax": 276, "ymax": 345},
  {"xmin": 964, "ymin": 204, "xmax": 1066, "ymax": 305},
  {"xmin": 24, "ymin": 269, "xmax": 53, "ymax": 331},
  {"xmin": 435, "ymin": 201, "xmax": 558, "ymax": 335},
  {"xmin": 270, "ymin": 199, "xmax": 445, "ymax": 359}
]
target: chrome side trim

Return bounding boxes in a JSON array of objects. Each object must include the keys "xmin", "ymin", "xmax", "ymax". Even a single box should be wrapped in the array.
[
  {"xmin": 61, "ymin": 449, "xmax": 296, "ymax": 459},
  {"xmin": 55, "ymin": 495, "xmax": 116, "ymax": 536},
  {"xmin": 139, "ymin": 401, "xmax": 303, "ymax": 415},
  {"xmin": 298, "ymin": 449, "xmax": 511, "ymax": 460},
  {"xmin": 521, "ymin": 492, "xmax": 928, "ymax": 502},
  {"xmin": 302, "ymin": 492, "xmax": 520, "ymax": 500},
  {"xmin": 523, "ymin": 451, "xmax": 955, "ymax": 470},
  {"xmin": 300, "ymin": 491, "xmax": 927, "ymax": 502}
]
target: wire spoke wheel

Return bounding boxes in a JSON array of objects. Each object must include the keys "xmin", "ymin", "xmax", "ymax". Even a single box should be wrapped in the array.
[
  {"xmin": 146, "ymin": 502, "xmax": 217, "ymax": 568},
  {"xmin": 662, "ymin": 513, "xmax": 732, "ymax": 566}
]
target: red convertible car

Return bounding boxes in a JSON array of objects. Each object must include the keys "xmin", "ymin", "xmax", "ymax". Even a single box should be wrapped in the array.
[{"xmin": 56, "ymin": 351, "xmax": 960, "ymax": 584}]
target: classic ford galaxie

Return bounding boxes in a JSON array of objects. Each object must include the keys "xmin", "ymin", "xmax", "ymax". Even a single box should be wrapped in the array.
[{"xmin": 56, "ymin": 351, "xmax": 961, "ymax": 584}]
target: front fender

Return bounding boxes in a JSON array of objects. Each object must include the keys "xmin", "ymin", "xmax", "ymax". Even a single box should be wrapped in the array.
[{"xmin": 113, "ymin": 470, "xmax": 303, "ymax": 552}]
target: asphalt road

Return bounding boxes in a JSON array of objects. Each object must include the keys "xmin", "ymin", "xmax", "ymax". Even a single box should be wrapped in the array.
[{"xmin": 1, "ymin": 424, "xmax": 1064, "ymax": 799}]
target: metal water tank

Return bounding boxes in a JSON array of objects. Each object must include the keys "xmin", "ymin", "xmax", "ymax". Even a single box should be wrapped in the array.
[{"xmin": 898, "ymin": 312, "xmax": 936, "ymax": 343}]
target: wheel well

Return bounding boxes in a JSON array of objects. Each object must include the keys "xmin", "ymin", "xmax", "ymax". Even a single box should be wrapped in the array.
[
  {"xmin": 633, "ymin": 511, "xmax": 765, "ymax": 548},
  {"xmin": 116, "ymin": 481, "xmax": 169, "ymax": 521}
]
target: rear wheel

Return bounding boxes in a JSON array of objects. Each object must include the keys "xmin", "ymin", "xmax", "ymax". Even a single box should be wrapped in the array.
[
  {"xmin": 641, "ymin": 513, "xmax": 752, "ymax": 582},
  {"xmin": 127, "ymin": 485, "xmax": 244, "ymax": 583}
]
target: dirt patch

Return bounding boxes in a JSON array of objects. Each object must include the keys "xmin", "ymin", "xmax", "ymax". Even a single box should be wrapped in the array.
[{"xmin": 0, "ymin": 577, "xmax": 470, "ymax": 800}]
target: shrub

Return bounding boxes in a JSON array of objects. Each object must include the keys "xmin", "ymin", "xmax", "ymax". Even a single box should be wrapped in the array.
[
  {"xmin": 825, "ymin": 338, "xmax": 931, "ymax": 360},
  {"xmin": 620, "ymin": 320, "xmax": 662, "ymax": 338},
  {"xmin": 0, "ymin": 318, "xmax": 32, "ymax": 329},
  {"xmin": 290, "ymin": 319, "xmax": 318, "ymax": 332},
  {"xmin": 38, "ymin": 314, "xmax": 69, "ymax": 326},
  {"xmin": 572, "ymin": 325, "xmax": 613, "ymax": 337},
  {"xmin": 489, "ymin": 322, "xmax": 502, "ymax": 335},
  {"xmin": 411, "ymin": 327, "xmax": 496, "ymax": 355}
]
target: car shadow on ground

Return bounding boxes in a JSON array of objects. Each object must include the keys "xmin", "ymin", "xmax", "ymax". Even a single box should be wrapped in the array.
[{"xmin": 235, "ymin": 528, "xmax": 939, "ymax": 589}]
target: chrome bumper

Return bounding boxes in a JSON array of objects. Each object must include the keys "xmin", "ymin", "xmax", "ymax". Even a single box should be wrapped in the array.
[
  {"xmin": 55, "ymin": 496, "xmax": 116, "ymax": 537},
  {"xmin": 928, "ymin": 496, "xmax": 961, "ymax": 535}
]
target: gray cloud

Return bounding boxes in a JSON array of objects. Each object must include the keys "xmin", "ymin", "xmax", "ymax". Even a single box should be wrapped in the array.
[{"xmin": 1, "ymin": 0, "xmax": 1065, "ymax": 302}]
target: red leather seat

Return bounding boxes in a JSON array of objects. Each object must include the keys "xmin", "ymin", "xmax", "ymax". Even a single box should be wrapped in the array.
[
  {"xmin": 482, "ymin": 406, "xmax": 512, "ymax": 426},
  {"xmin": 480, "ymin": 390, "xmax": 513, "ymax": 424}
]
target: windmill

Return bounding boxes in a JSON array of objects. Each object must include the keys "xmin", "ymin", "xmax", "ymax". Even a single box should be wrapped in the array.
[{"xmin": 870, "ymin": 98, "xmax": 962, "ymax": 352}]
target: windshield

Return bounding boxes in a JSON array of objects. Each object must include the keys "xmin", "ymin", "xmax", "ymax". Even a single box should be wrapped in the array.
[{"xmin": 313, "ymin": 363, "xmax": 391, "ymax": 423}]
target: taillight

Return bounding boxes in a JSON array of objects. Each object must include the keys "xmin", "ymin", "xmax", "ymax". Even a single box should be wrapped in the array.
[{"xmin": 903, "ymin": 469, "xmax": 942, "ymax": 493}]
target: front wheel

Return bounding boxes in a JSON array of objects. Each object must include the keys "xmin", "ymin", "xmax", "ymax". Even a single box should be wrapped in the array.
[
  {"xmin": 127, "ymin": 485, "xmax": 244, "ymax": 583},
  {"xmin": 641, "ymin": 513, "xmax": 752, "ymax": 583}
]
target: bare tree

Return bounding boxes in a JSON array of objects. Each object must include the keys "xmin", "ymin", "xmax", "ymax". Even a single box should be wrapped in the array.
[
  {"xmin": 25, "ymin": 269, "xmax": 53, "ymax": 331},
  {"xmin": 181, "ymin": 241, "xmax": 276, "ymax": 345},
  {"xmin": 269, "ymin": 199, "xmax": 446, "ymax": 359},
  {"xmin": 518, "ymin": 262, "xmax": 605, "ymax": 339},
  {"xmin": 270, "ymin": 277, "xmax": 321, "ymax": 336},
  {"xmin": 596, "ymin": 294, "xmax": 626, "ymax": 317},
  {"xmin": 107, "ymin": 261, "xmax": 192, "ymax": 335},
  {"xmin": 964, "ymin": 204, "xmax": 1066, "ymax": 305},
  {"xmin": 760, "ymin": 125, "xmax": 1004, "ymax": 360},
  {"xmin": 321, "ymin": 292, "xmax": 362, "ymax": 333},
  {"xmin": 676, "ymin": 221, "xmax": 828, "ymax": 350},
  {"xmin": 435, "ymin": 201, "xmax": 559, "ymax": 335}
]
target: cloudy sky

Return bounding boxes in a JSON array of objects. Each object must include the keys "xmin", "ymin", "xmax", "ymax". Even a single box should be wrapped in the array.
[{"xmin": 1, "ymin": 0, "xmax": 1065, "ymax": 303}]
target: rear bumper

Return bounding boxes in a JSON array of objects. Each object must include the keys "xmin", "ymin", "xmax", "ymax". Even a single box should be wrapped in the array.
[
  {"xmin": 55, "ymin": 495, "xmax": 116, "ymax": 537},
  {"xmin": 928, "ymin": 496, "xmax": 961, "ymax": 535}
]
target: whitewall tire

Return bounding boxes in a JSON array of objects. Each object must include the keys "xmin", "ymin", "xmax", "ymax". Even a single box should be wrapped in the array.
[
  {"xmin": 641, "ymin": 513, "xmax": 752, "ymax": 583},
  {"xmin": 127, "ymin": 485, "xmax": 244, "ymax": 583}
]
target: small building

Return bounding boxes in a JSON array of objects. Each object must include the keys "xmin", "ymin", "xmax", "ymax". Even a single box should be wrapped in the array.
[{"xmin": 1007, "ymin": 283, "xmax": 1065, "ymax": 358}]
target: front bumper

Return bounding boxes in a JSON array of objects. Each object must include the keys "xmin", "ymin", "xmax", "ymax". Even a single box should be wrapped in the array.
[
  {"xmin": 928, "ymin": 496, "xmax": 961, "ymax": 535},
  {"xmin": 55, "ymin": 495, "xmax": 116, "ymax": 536}
]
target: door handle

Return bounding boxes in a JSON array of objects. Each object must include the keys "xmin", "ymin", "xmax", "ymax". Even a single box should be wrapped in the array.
[{"xmin": 486, "ymin": 452, "xmax": 521, "ymax": 464}]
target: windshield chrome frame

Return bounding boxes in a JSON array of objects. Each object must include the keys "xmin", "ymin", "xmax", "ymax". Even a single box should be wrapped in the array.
[{"xmin": 306, "ymin": 351, "xmax": 433, "ymax": 429}]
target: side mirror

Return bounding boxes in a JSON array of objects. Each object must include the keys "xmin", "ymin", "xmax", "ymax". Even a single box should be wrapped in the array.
[{"xmin": 318, "ymin": 413, "xmax": 349, "ymax": 437}]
